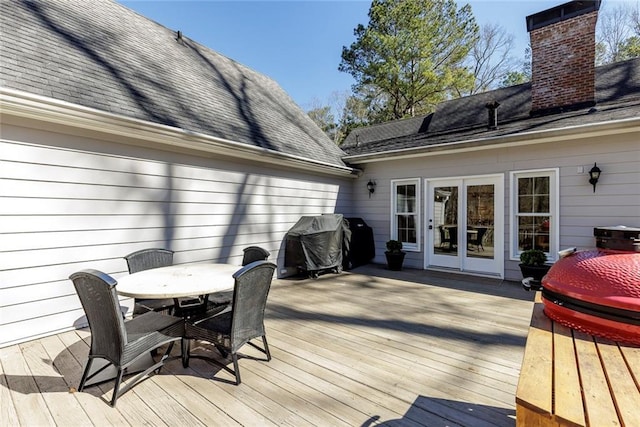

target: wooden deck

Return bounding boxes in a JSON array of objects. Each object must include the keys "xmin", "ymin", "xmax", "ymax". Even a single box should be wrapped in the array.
[{"xmin": 1, "ymin": 265, "xmax": 535, "ymax": 426}]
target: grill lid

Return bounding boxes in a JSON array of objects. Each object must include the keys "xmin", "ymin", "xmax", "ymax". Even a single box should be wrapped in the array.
[{"xmin": 542, "ymin": 248, "xmax": 640, "ymax": 345}]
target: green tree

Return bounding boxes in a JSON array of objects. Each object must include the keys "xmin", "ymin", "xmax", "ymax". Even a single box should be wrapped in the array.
[
  {"xmin": 618, "ymin": 35, "xmax": 640, "ymax": 60},
  {"xmin": 500, "ymin": 45, "xmax": 531, "ymax": 87},
  {"xmin": 501, "ymin": 71, "xmax": 528, "ymax": 87},
  {"xmin": 339, "ymin": 0, "xmax": 478, "ymax": 122},
  {"xmin": 306, "ymin": 105, "xmax": 337, "ymax": 142},
  {"xmin": 337, "ymin": 95, "xmax": 371, "ymax": 145},
  {"xmin": 596, "ymin": 2, "xmax": 640, "ymax": 64}
]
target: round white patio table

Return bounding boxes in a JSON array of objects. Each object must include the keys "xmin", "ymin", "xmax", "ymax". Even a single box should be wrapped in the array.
[
  {"xmin": 85, "ymin": 263, "xmax": 238, "ymax": 386},
  {"xmin": 117, "ymin": 263, "xmax": 238, "ymax": 298}
]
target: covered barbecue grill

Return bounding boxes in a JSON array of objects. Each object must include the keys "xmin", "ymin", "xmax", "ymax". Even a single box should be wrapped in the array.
[
  {"xmin": 344, "ymin": 217, "xmax": 375, "ymax": 269},
  {"xmin": 541, "ymin": 226, "xmax": 640, "ymax": 345},
  {"xmin": 285, "ymin": 214, "xmax": 350, "ymax": 278}
]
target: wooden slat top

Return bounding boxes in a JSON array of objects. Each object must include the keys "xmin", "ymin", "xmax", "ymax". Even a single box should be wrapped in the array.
[{"xmin": 516, "ymin": 292, "xmax": 640, "ymax": 427}]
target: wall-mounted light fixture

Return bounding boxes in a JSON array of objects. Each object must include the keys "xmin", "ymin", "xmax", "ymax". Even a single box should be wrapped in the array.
[
  {"xmin": 588, "ymin": 162, "xmax": 601, "ymax": 193},
  {"xmin": 366, "ymin": 179, "xmax": 376, "ymax": 198}
]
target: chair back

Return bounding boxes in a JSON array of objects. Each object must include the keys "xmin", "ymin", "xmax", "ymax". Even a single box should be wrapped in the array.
[
  {"xmin": 69, "ymin": 269, "xmax": 127, "ymax": 364},
  {"xmin": 448, "ymin": 226, "xmax": 458, "ymax": 247},
  {"xmin": 438, "ymin": 226, "xmax": 447, "ymax": 245},
  {"xmin": 241, "ymin": 246, "xmax": 270, "ymax": 266},
  {"xmin": 124, "ymin": 248, "xmax": 174, "ymax": 274},
  {"xmin": 230, "ymin": 260, "xmax": 277, "ymax": 353},
  {"xmin": 474, "ymin": 227, "xmax": 488, "ymax": 245}
]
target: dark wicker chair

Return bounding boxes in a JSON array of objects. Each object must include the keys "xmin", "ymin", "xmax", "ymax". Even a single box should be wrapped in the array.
[
  {"xmin": 207, "ymin": 246, "xmax": 271, "ymax": 306},
  {"xmin": 182, "ymin": 260, "xmax": 277, "ymax": 385},
  {"xmin": 124, "ymin": 248, "xmax": 175, "ymax": 315},
  {"xmin": 439, "ymin": 226, "xmax": 458, "ymax": 250},
  {"xmin": 438, "ymin": 225, "xmax": 449, "ymax": 248},
  {"xmin": 468, "ymin": 227, "xmax": 488, "ymax": 251},
  {"xmin": 241, "ymin": 246, "xmax": 271, "ymax": 266},
  {"xmin": 70, "ymin": 269, "xmax": 184, "ymax": 406}
]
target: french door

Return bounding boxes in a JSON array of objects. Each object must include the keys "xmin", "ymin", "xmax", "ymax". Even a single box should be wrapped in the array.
[{"xmin": 426, "ymin": 176, "xmax": 503, "ymax": 277}]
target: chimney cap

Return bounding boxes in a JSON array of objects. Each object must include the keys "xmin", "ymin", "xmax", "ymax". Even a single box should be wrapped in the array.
[
  {"xmin": 485, "ymin": 100, "xmax": 500, "ymax": 109},
  {"xmin": 527, "ymin": 0, "xmax": 601, "ymax": 32}
]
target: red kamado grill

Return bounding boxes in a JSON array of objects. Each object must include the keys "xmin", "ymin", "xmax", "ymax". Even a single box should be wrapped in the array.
[{"xmin": 541, "ymin": 226, "xmax": 640, "ymax": 345}]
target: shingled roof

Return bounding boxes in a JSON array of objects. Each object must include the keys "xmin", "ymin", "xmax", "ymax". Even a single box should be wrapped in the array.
[
  {"xmin": 0, "ymin": 0, "xmax": 350, "ymax": 171},
  {"xmin": 341, "ymin": 58, "xmax": 640, "ymax": 158}
]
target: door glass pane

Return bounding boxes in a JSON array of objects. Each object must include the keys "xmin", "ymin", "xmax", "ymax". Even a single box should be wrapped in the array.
[
  {"xmin": 433, "ymin": 186, "xmax": 458, "ymax": 256},
  {"xmin": 466, "ymin": 185, "xmax": 495, "ymax": 259}
]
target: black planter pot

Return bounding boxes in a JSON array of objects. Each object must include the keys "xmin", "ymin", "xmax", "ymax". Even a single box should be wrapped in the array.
[
  {"xmin": 519, "ymin": 264, "xmax": 551, "ymax": 282},
  {"xmin": 385, "ymin": 251, "xmax": 406, "ymax": 271}
]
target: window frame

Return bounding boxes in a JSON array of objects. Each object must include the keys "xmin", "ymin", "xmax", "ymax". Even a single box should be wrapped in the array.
[
  {"xmin": 509, "ymin": 168, "xmax": 559, "ymax": 262},
  {"xmin": 390, "ymin": 178, "xmax": 420, "ymax": 252}
]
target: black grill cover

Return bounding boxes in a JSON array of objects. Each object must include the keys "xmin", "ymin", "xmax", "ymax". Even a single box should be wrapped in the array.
[
  {"xmin": 345, "ymin": 218, "xmax": 375, "ymax": 269},
  {"xmin": 285, "ymin": 214, "xmax": 350, "ymax": 275}
]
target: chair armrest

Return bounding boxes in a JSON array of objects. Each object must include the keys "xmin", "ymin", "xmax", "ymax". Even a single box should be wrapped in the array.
[{"xmin": 191, "ymin": 305, "xmax": 230, "ymax": 325}]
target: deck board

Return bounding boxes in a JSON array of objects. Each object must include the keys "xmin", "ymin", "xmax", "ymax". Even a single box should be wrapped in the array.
[{"xmin": 0, "ymin": 266, "xmax": 535, "ymax": 426}]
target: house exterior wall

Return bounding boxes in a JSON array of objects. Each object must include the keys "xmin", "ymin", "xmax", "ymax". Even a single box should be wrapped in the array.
[
  {"xmin": 0, "ymin": 123, "xmax": 354, "ymax": 348},
  {"xmin": 348, "ymin": 131, "xmax": 640, "ymax": 281}
]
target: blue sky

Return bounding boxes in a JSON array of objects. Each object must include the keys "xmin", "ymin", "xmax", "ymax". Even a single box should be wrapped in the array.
[{"xmin": 119, "ymin": 1, "xmax": 632, "ymax": 112}]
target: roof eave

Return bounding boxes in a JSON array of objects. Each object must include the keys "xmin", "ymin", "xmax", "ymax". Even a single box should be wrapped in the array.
[
  {"xmin": 342, "ymin": 117, "xmax": 640, "ymax": 164},
  {"xmin": 1, "ymin": 88, "xmax": 359, "ymax": 177}
]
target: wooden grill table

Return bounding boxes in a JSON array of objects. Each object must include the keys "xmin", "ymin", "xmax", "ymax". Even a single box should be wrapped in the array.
[{"xmin": 516, "ymin": 292, "xmax": 640, "ymax": 427}]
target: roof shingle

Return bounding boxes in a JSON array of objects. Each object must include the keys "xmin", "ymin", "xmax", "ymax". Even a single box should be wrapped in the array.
[
  {"xmin": 341, "ymin": 58, "xmax": 640, "ymax": 157},
  {"xmin": 1, "ymin": 0, "xmax": 348, "ymax": 169}
]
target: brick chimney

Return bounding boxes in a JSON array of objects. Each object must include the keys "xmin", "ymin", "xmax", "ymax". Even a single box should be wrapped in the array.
[{"xmin": 527, "ymin": 1, "xmax": 601, "ymax": 116}]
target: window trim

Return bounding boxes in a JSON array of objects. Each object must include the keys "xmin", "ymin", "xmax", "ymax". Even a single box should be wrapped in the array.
[
  {"xmin": 509, "ymin": 168, "xmax": 559, "ymax": 262},
  {"xmin": 390, "ymin": 178, "xmax": 421, "ymax": 252}
]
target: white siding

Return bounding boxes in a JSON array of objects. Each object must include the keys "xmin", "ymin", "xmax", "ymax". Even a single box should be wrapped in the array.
[
  {"xmin": 0, "ymin": 124, "xmax": 354, "ymax": 347},
  {"xmin": 349, "ymin": 131, "xmax": 640, "ymax": 281}
]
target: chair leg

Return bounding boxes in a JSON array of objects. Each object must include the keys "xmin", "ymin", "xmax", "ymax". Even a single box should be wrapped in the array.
[
  {"xmin": 110, "ymin": 369, "xmax": 125, "ymax": 407},
  {"xmin": 182, "ymin": 339, "xmax": 190, "ymax": 368},
  {"xmin": 214, "ymin": 343, "xmax": 228, "ymax": 358},
  {"xmin": 232, "ymin": 353, "xmax": 241, "ymax": 385},
  {"xmin": 262, "ymin": 336, "xmax": 271, "ymax": 361},
  {"xmin": 78, "ymin": 358, "xmax": 94, "ymax": 391},
  {"xmin": 156, "ymin": 342, "xmax": 175, "ymax": 374}
]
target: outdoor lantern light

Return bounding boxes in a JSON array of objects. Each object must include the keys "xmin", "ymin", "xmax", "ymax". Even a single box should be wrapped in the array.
[
  {"xmin": 367, "ymin": 179, "xmax": 376, "ymax": 198},
  {"xmin": 589, "ymin": 162, "xmax": 601, "ymax": 193}
]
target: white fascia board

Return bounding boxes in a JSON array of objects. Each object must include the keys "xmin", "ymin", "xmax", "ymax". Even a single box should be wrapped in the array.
[
  {"xmin": 343, "ymin": 116, "xmax": 640, "ymax": 164},
  {"xmin": 0, "ymin": 88, "xmax": 358, "ymax": 177}
]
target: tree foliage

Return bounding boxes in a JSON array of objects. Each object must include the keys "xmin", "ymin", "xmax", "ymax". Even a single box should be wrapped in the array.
[
  {"xmin": 322, "ymin": 0, "xmax": 639, "ymax": 143},
  {"xmin": 307, "ymin": 105, "xmax": 337, "ymax": 143},
  {"xmin": 500, "ymin": 45, "xmax": 531, "ymax": 87},
  {"xmin": 337, "ymin": 94, "xmax": 372, "ymax": 143},
  {"xmin": 619, "ymin": 36, "xmax": 640, "ymax": 60},
  {"xmin": 460, "ymin": 22, "xmax": 517, "ymax": 95},
  {"xmin": 596, "ymin": 2, "xmax": 640, "ymax": 64},
  {"xmin": 339, "ymin": 0, "xmax": 478, "ymax": 122}
]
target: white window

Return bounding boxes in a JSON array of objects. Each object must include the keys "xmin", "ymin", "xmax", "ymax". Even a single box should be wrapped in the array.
[
  {"xmin": 391, "ymin": 179, "xmax": 420, "ymax": 251},
  {"xmin": 510, "ymin": 169, "xmax": 559, "ymax": 261}
]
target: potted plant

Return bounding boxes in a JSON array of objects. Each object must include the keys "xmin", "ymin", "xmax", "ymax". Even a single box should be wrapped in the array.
[
  {"xmin": 519, "ymin": 249, "xmax": 551, "ymax": 284},
  {"xmin": 385, "ymin": 239, "xmax": 406, "ymax": 271}
]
